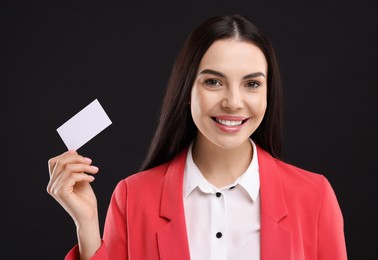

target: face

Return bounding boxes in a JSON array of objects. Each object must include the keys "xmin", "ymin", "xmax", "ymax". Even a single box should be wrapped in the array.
[{"xmin": 190, "ymin": 39, "xmax": 268, "ymax": 150}]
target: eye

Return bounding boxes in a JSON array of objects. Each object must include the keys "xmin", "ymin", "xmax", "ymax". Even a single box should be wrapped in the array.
[
  {"xmin": 245, "ymin": 81, "xmax": 260, "ymax": 89},
  {"xmin": 203, "ymin": 78, "xmax": 222, "ymax": 87}
]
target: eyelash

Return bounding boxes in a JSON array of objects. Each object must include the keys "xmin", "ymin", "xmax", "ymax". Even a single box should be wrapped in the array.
[
  {"xmin": 245, "ymin": 81, "xmax": 260, "ymax": 89},
  {"xmin": 203, "ymin": 78, "xmax": 222, "ymax": 87},
  {"xmin": 202, "ymin": 78, "xmax": 261, "ymax": 89}
]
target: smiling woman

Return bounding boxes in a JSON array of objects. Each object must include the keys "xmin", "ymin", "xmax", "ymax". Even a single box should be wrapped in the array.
[{"xmin": 46, "ymin": 14, "xmax": 347, "ymax": 260}]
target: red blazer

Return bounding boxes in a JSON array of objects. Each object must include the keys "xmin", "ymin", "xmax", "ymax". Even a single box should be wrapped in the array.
[{"xmin": 66, "ymin": 145, "xmax": 347, "ymax": 260}]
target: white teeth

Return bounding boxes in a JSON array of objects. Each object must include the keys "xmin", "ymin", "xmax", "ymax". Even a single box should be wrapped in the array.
[{"xmin": 215, "ymin": 118, "xmax": 243, "ymax": 126}]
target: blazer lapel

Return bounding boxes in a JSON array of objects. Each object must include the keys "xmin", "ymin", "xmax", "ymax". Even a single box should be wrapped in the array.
[
  {"xmin": 157, "ymin": 149, "xmax": 191, "ymax": 260},
  {"xmin": 257, "ymin": 146, "xmax": 292, "ymax": 260}
]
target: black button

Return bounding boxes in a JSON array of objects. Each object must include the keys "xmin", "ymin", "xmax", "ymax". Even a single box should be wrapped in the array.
[
  {"xmin": 216, "ymin": 232, "xmax": 222, "ymax": 238},
  {"xmin": 216, "ymin": 192, "xmax": 222, "ymax": 197},
  {"xmin": 229, "ymin": 186, "xmax": 235, "ymax": 190}
]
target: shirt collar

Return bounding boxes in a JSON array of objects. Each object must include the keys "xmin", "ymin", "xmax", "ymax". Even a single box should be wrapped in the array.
[{"xmin": 183, "ymin": 139, "xmax": 260, "ymax": 201}]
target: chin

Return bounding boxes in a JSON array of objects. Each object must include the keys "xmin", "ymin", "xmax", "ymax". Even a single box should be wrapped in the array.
[{"xmin": 211, "ymin": 136, "xmax": 251, "ymax": 150}]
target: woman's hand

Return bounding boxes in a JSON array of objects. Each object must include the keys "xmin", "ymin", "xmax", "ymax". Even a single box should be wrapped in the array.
[
  {"xmin": 47, "ymin": 150, "xmax": 102, "ymax": 259},
  {"xmin": 46, "ymin": 150, "xmax": 99, "ymax": 227}
]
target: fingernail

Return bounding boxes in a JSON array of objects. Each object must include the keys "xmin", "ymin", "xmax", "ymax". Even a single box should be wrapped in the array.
[
  {"xmin": 90, "ymin": 165, "xmax": 99, "ymax": 171},
  {"xmin": 83, "ymin": 157, "xmax": 92, "ymax": 163}
]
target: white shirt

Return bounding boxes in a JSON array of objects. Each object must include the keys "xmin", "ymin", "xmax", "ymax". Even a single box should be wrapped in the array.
[{"xmin": 183, "ymin": 140, "xmax": 261, "ymax": 260}]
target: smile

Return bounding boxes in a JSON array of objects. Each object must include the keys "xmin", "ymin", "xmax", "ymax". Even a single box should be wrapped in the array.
[
  {"xmin": 212, "ymin": 117, "xmax": 249, "ymax": 127},
  {"xmin": 215, "ymin": 118, "xmax": 242, "ymax": 126}
]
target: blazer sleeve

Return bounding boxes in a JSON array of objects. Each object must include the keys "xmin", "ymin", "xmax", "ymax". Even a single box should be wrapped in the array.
[
  {"xmin": 317, "ymin": 176, "xmax": 348, "ymax": 259},
  {"xmin": 65, "ymin": 241, "xmax": 108, "ymax": 260},
  {"xmin": 65, "ymin": 180, "xmax": 128, "ymax": 260}
]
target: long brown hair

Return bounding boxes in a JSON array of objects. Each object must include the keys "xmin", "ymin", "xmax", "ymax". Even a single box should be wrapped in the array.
[{"xmin": 140, "ymin": 14, "xmax": 283, "ymax": 171}]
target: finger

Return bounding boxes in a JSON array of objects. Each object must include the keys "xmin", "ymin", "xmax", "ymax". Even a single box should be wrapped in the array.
[
  {"xmin": 63, "ymin": 163, "xmax": 99, "ymax": 176},
  {"xmin": 48, "ymin": 161, "xmax": 98, "ymax": 197},
  {"xmin": 50, "ymin": 159, "xmax": 59, "ymax": 178},
  {"xmin": 52, "ymin": 163, "xmax": 99, "ymax": 184},
  {"xmin": 49, "ymin": 172, "xmax": 95, "ymax": 198},
  {"xmin": 48, "ymin": 150, "xmax": 76, "ymax": 175},
  {"xmin": 48, "ymin": 162, "xmax": 98, "ymax": 195},
  {"xmin": 48, "ymin": 156, "xmax": 58, "ymax": 175},
  {"xmin": 49, "ymin": 152, "xmax": 92, "ymax": 180}
]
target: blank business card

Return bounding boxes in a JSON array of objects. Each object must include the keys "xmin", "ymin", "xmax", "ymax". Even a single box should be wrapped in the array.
[{"xmin": 56, "ymin": 99, "xmax": 112, "ymax": 150}]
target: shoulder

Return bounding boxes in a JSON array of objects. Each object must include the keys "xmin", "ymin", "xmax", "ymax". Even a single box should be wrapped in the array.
[
  {"xmin": 258, "ymin": 147, "xmax": 333, "ymax": 198},
  {"xmin": 275, "ymin": 158, "xmax": 325, "ymax": 184},
  {"xmin": 122, "ymin": 147, "xmax": 188, "ymax": 186},
  {"xmin": 108, "ymin": 150, "xmax": 187, "ymax": 214},
  {"xmin": 259, "ymin": 150, "xmax": 342, "ymax": 217},
  {"xmin": 113, "ymin": 161, "xmax": 170, "ymax": 194},
  {"xmin": 127, "ymin": 162, "xmax": 170, "ymax": 185},
  {"xmin": 276, "ymin": 159, "xmax": 340, "ymax": 213},
  {"xmin": 106, "ymin": 162, "xmax": 171, "ymax": 211},
  {"xmin": 258, "ymin": 146, "xmax": 324, "ymax": 182},
  {"xmin": 276, "ymin": 157, "xmax": 332, "ymax": 197},
  {"xmin": 272, "ymin": 156, "xmax": 345, "ymax": 238}
]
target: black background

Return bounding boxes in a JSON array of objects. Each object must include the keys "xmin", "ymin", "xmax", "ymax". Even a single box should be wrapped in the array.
[{"xmin": 2, "ymin": 1, "xmax": 377, "ymax": 259}]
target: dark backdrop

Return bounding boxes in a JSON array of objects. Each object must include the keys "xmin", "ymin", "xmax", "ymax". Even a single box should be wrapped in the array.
[{"xmin": 2, "ymin": 1, "xmax": 377, "ymax": 259}]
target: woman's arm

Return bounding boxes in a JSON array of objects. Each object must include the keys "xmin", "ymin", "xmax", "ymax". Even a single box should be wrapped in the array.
[
  {"xmin": 47, "ymin": 150, "xmax": 101, "ymax": 260},
  {"xmin": 317, "ymin": 176, "xmax": 348, "ymax": 259}
]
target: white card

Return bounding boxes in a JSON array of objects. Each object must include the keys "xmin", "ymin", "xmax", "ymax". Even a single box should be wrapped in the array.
[{"xmin": 56, "ymin": 99, "xmax": 112, "ymax": 150}]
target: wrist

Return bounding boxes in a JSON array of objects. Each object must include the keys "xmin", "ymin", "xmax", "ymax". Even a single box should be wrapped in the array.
[{"xmin": 76, "ymin": 218, "xmax": 101, "ymax": 260}]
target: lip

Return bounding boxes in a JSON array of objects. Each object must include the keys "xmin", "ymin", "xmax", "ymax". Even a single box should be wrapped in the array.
[{"xmin": 211, "ymin": 115, "xmax": 250, "ymax": 133}]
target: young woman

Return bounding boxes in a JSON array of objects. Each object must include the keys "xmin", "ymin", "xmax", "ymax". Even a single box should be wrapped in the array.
[{"xmin": 47, "ymin": 14, "xmax": 347, "ymax": 260}]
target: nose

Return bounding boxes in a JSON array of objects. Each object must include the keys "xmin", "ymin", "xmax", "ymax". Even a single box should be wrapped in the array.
[{"xmin": 221, "ymin": 86, "xmax": 244, "ymax": 111}]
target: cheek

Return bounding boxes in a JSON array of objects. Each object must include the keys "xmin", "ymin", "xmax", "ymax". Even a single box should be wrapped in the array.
[
  {"xmin": 190, "ymin": 86, "xmax": 209, "ymax": 116},
  {"xmin": 259, "ymin": 98, "xmax": 268, "ymax": 114},
  {"xmin": 249, "ymin": 94, "xmax": 267, "ymax": 115},
  {"xmin": 190, "ymin": 87, "xmax": 202, "ymax": 119},
  {"xmin": 259, "ymin": 88, "xmax": 268, "ymax": 111}
]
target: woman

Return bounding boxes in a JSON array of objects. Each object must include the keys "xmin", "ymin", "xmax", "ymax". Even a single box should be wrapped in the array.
[{"xmin": 47, "ymin": 14, "xmax": 347, "ymax": 260}]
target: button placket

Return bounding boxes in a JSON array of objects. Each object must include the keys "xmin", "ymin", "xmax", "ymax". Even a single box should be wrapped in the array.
[{"xmin": 211, "ymin": 190, "xmax": 226, "ymax": 260}]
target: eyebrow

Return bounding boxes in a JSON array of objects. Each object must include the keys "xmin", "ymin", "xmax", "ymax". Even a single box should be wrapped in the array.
[{"xmin": 199, "ymin": 69, "xmax": 266, "ymax": 79}]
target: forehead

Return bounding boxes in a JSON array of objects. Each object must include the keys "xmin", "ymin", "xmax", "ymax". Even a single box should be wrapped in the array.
[{"xmin": 198, "ymin": 39, "xmax": 268, "ymax": 75}]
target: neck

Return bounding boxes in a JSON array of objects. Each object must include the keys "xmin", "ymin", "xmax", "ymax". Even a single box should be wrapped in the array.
[{"xmin": 192, "ymin": 135, "xmax": 253, "ymax": 188}]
